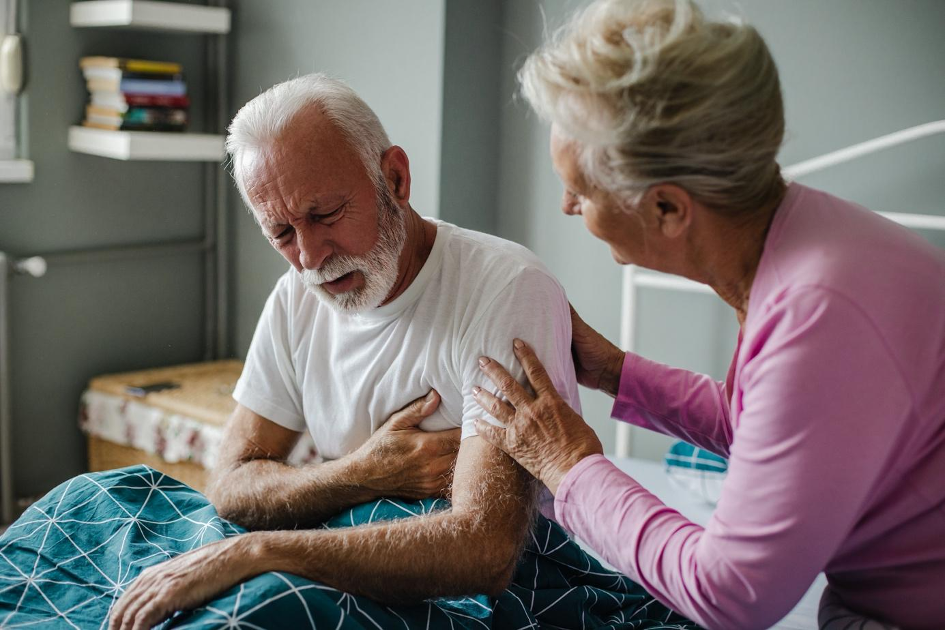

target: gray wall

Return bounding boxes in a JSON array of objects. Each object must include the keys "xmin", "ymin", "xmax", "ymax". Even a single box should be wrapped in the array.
[
  {"xmin": 438, "ymin": 0, "xmax": 503, "ymax": 235},
  {"xmin": 2, "ymin": 0, "xmax": 451, "ymax": 502},
  {"xmin": 0, "ymin": 0, "xmax": 210, "ymax": 498},
  {"xmin": 495, "ymin": 0, "xmax": 945, "ymax": 459},
  {"xmin": 228, "ymin": 0, "xmax": 446, "ymax": 356}
]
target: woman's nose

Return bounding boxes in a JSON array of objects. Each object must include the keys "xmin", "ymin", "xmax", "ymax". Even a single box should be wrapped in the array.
[{"xmin": 561, "ymin": 190, "xmax": 582, "ymax": 216}]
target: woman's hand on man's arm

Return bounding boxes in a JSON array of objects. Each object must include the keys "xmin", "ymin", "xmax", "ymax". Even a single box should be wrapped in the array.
[
  {"xmin": 570, "ymin": 303, "xmax": 625, "ymax": 398},
  {"xmin": 473, "ymin": 338, "xmax": 604, "ymax": 495}
]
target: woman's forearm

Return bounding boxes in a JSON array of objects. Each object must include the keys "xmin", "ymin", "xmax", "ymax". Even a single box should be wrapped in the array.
[{"xmin": 611, "ymin": 352, "xmax": 733, "ymax": 456}]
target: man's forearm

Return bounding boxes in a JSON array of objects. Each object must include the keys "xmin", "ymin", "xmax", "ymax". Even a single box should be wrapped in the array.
[
  {"xmin": 243, "ymin": 503, "xmax": 531, "ymax": 603},
  {"xmin": 207, "ymin": 456, "xmax": 379, "ymax": 530},
  {"xmin": 238, "ymin": 441, "xmax": 538, "ymax": 603}
]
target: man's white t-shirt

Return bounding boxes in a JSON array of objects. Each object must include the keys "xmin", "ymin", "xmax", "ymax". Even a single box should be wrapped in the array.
[{"xmin": 233, "ymin": 220, "xmax": 581, "ymax": 460}]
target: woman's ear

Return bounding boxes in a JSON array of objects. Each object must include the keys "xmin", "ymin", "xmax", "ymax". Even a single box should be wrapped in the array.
[{"xmin": 644, "ymin": 185, "xmax": 693, "ymax": 239}]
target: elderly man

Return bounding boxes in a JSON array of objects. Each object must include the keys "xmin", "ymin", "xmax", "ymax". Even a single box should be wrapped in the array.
[{"xmin": 109, "ymin": 73, "xmax": 581, "ymax": 628}]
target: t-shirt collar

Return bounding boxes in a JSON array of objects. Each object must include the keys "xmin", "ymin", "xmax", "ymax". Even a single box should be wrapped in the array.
[{"xmin": 354, "ymin": 219, "xmax": 451, "ymax": 322}]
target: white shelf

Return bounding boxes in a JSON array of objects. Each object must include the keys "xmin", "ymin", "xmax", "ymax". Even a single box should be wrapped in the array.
[
  {"xmin": 70, "ymin": 0, "xmax": 231, "ymax": 34},
  {"xmin": 0, "ymin": 160, "xmax": 34, "ymax": 183},
  {"xmin": 68, "ymin": 126, "xmax": 224, "ymax": 161},
  {"xmin": 877, "ymin": 210, "xmax": 945, "ymax": 232},
  {"xmin": 634, "ymin": 270, "xmax": 716, "ymax": 295}
]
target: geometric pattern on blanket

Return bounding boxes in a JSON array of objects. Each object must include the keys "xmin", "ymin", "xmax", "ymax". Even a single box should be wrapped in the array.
[{"xmin": 0, "ymin": 466, "xmax": 697, "ymax": 629}]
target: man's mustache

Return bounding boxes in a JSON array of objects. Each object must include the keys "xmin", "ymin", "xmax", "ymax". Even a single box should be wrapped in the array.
[{"xmin": 300, "ymin": 257, "xmax": 363, "ymax": 286}]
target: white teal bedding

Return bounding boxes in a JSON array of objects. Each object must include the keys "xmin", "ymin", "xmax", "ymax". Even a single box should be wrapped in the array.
[{"xmin": 0, "ymin": 466, "xmax": 696, "ymax": 629}]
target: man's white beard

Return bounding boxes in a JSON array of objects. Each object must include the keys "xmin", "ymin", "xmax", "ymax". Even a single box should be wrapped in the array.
[{"xmin": 299, "ymin": 186, "xmax": 407, "ymax": 315}]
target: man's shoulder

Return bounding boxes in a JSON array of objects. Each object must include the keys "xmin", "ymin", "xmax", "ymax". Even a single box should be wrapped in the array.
[
  {"xmin": 433, "ymin": 221, "xmax": 567, "ymax": 324},
  {"xmin": 438, "ymin": 221, "xmax": 556, "ymax": 286}
]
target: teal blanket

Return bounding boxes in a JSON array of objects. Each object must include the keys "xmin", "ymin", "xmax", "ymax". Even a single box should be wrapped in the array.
[{"xmin": 0, "ymin": 466, "xmax": 695, "ymax": 629}]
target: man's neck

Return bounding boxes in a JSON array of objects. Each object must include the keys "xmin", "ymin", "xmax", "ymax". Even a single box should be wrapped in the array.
[{"xmin": 380, "ymin": 208, "xmax": 436, "ymax": 307}]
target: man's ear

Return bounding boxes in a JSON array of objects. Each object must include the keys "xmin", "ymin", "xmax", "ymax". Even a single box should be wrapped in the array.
[
  {"xmin": 380, "ymin": 146, "xmax": 411, "ymax": 206},
  {"xmin": 643, "ymin": 184, "xmax": 693, "ymax": 239}
]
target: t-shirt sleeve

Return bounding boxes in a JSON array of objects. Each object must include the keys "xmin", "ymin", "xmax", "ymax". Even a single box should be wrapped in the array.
[
  {"xmin": 233, "ymin": 275, "xmax": 306, "ymax": 432},
  {"xmin": 459, "ymin": 267, "xmax": 582, "ymax": 440}
]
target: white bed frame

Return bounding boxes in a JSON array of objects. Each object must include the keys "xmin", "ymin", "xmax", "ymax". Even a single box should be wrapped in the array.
[{"xmin": 615, "ymin": 119, "xmax": 945, "ymax": 457}]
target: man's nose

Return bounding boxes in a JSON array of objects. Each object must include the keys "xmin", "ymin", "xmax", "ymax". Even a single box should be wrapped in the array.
[{"xmin": 296, "ymin": 224, "xmax": 333, "ymax": 271}]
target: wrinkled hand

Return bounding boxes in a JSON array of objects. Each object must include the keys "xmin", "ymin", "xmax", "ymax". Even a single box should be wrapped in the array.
[
  {"xmin": 109, "ymin": 536, "xmax": 257, "ymax": 629},
  {"xmin": 355, "ymin": 390, "xmax": 461, "ymax": 499},
  {"xmin": 570, "ymin": 304, "xmax": 625, "ymax": 398},
  {"xmin": 472, "ymin": 339, "xmax": 603, "ymax": 495}
]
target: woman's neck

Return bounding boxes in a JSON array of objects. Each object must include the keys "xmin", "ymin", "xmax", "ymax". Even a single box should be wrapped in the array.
[{"xmin": 696, "ymin": 185, "xmax": 786, "ymax": 326}]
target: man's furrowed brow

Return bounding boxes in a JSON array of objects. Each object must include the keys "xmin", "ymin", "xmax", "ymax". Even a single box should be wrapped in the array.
[{"xmin": 308, "ymin": 192, "xmax": 350, "ymax": 211}]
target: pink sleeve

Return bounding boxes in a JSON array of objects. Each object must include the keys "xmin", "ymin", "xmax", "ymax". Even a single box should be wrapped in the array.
[
  {"xmin": 558, "ymin": 288, "xmax": 911, "ymax": 628},
  {"xmin": 612, "ymin": 352, "xmax": 733, "ymax": 456}
]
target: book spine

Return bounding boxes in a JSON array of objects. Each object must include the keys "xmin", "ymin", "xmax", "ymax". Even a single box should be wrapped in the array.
[
  {"xmin": 124, "ymin": 94, "xmax": 190, "ymax": 109},
  {"xmin": 120, "ymin": 122, "xmax": 187, "ymax": 132},
  {"xmin": 80, "ymin": 57, "xmax": 182, "ymax": 74},
  {"xmin": 83, "ymin": 69, "xmax": 184, "ymax": 82},
  {"xmin": 117, "ymin": 79, "xmax": 187, "ymax": 97},
  {"xmin": 90, "ymin": 94, "xmax": 191, "ymax": 109},
  {"xmin": 86, "ymin": 105, "xmax": 188, "ymax": 124},
  {"xmin": 123, "ymin": 107, "xmax": 188, "ymax": 126},
  {"xmin": 123, "ymin": 61, "xmax": 183, "ymax": 74},
  {"xmin": 83, "ymin": 120, "xmax": 187, "ymax": 132}
]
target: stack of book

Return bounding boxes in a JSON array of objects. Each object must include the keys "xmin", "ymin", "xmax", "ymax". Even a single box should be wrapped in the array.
[{"xmin": 80, "ymin": 57, "xmax": 189, "ymax": 132}]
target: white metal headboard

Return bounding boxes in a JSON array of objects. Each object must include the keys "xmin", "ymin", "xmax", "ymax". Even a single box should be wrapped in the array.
[{"xmin": 615, "ymin": 120, "xmax": 945, "ymax": 457}]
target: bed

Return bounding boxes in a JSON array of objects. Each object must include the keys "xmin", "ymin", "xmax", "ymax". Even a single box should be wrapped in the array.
[{"xmin": 0, "ymin": 465, "xmax": 698, "ymax": 630}]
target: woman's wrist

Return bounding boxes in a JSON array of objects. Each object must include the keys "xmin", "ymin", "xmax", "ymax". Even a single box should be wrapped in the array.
[
  {"xmin": 543, "ymin": 445, "xmax": 604, "ymax": 496},
  {"xmin": 601, "ymin": 349, "xmax": 626, "ymax": 399}
]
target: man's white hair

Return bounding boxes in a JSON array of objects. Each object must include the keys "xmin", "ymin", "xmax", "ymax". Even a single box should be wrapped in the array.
[{"xmin": 226, "ymin": 73, "xmax": 393, "ymax": 211}]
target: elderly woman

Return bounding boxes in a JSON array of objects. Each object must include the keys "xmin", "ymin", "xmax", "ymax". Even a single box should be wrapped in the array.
[{"xmin": 471, "ymin": 0, "xmax": 945, "ymax": 628}]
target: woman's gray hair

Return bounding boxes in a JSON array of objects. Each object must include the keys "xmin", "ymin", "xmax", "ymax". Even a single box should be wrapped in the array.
[
  {"xmin": 226, "ymin": 73, "xmax": 392, "ymax": 210},
  {"xmin": 520, "ymin": 0, "xmax": 785, "ymax": 216}
]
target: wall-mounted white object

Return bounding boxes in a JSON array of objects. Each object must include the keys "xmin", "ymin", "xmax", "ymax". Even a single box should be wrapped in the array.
[
  {"xmin": 68, "ymin": 126, "xmax": 225, "ymax": 161},
  {"xmin": 0, "ymin": 159, "xmax": 32, "ymax": 183},
  {"xmin": 12, "ymin": 257, "xmax": 46, "ymax": 278},
  {"xmin": 0, "ymin": 34, "xmax": 22, "ymax": 95},
  {"xmin": 70, "ymin": 0, "xmax": 231, "ymax": 34}
]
